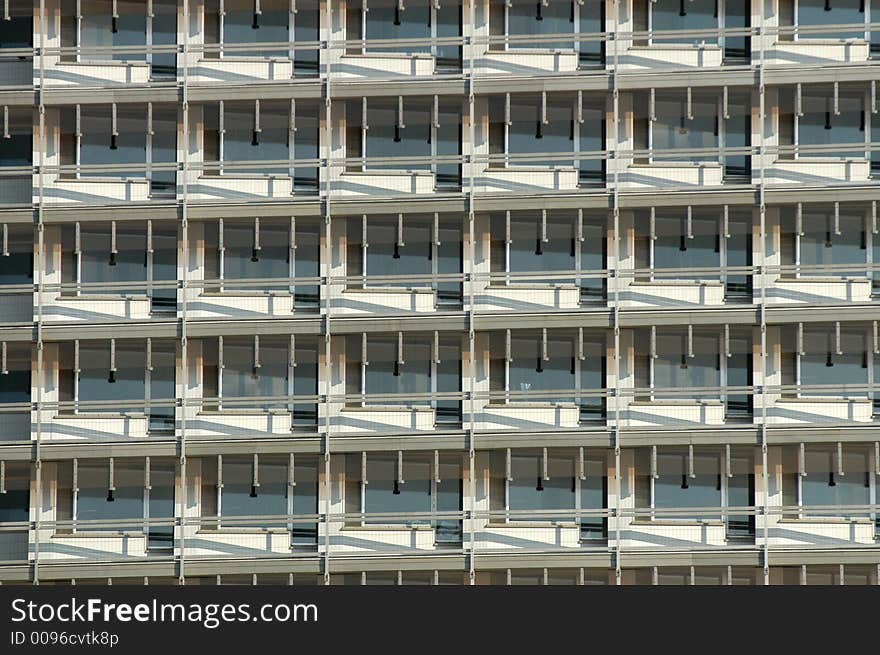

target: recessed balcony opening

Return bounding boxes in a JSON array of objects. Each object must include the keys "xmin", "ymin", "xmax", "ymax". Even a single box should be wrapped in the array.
[
  {"xmin": 488, "ymin": 0, "xmax": 605, "ymax": 67},
  {"xmin": 200, "ymin": 454, "xmax": 319, "ymax": 545},
  {"xmin": 57, "ymin": 338, "xmax": 176, "ymax": 433},
  {"xmin": 53, "ymin": 458, "xmax": 176, "ymax": 550},
  {"xmin": 488, "ymin": 449, "xmax": 608, "ymax": 542},
  {"xmin": 201, "ymin": 335, "xmax": 319, "ymax": 429},
  {"xmin": 633, "ymin": 206, "xmax": 753, "ymax": 300},
  {"xmin": 60, "ymin": 220, "xmax": 178, "ymax": 313},
  {"xmin": 345, "ymin": 214, "xmax": 463, "ymax": 308},
  {"xmin": 345, "ymin": 333, "xmax": 461, "ymax": 425},
  {"xmin": 346, "ymin": 0, "xmax": 463, "ymax": 71},
  {"xmin": 344, "ymin": 452, "xmax": 463, "ymax": 544},
  {"xmin": 634, "ymin": 446, "xmax": 755, "ymax": 537}
]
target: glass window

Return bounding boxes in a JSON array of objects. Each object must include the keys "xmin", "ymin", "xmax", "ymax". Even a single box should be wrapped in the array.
[
  {"xmin": 79, "ymin": 223, "xmax": 147, "ymax": 295},
  {"xmin": 800, "ymin": 327, "xmax": 867, "ymax": 395},
  {"xmin": 292, "ymin": 336, "xmax": 319, "ymax": 428},
  {"xmin": 0, "ymin": 462, "xmax": 29, "ymax": 524},
  {"xmin": 364, "ymin": 0, "xmax": 431, "ymax": 54},
  {"xmin": 802, "ymin": 447, "xmax": 871, "ymax": 511},
  {"xmin": 0, "ymin": 342, "xmax": 29, "ymax": 405},
  {"xmin": 798, "ymin": 87, "xmax": 865, "ymax": 159},
  {"xmin": 506, "ymin": 94, "xmax": 574, "ymax": 167},
  {"xmin": 651, "ymin": 328, "xmax": 721, "ymax": 398},
  {"xmin": 366, "ymin": 98, "xmax": 431, "ymax": 170},
  {"xmin": 222, "ymin": 0, "xmax": 289, "ymax": 57},
  {"xmin": 364, "ymin": 334, "xmax": 431, "ymax": 406},
  {"xmin": 652, "ymin": 91, "xmax": 718, "ymax": 162},
  {"xmin": 364, "ymin": 455, "xmax": 431, "ymax": 524},
  {"xmin": 76, "ymin": 459, "xmax": 144, "ymax": 531},
  {"xmin": 0, "ymin": 225, "xmax": 32, "ymax": 285},
  {"xmin": 149, "ymin": 340, "xmax": 176, "ymax": 432},
  {"xmin": 578, "ymin": 0, "xmax": 604, "ymax": 64},
  {"xmin": 650, "ymin": 212, "xmax": 720, "ymax": 279},
  {"xmin": 293, "ymin": 102, "xmax": 320, "ymax": 191},
  {"xmin": 501, "ymin": 330, "xmax": 576, "ymax": 404},
  {"xmin": 77, "ymin": 340, "xmax": 146, "ymax": 414},
  {"xmin": 0, "ymin": 108, "xmax": 31, "ymax": 167},
  {"xmin": 146, "ymin": 459, "xmax": 175, "ymax": 548},
  {"xmin": 222, "ymin": 101, "xmax": 289, "ymax": 175},
  {"xmin": 80, "ymin": 0, "xmax": 147, "ymax": 62},
  {"xmin": 220, "ymin": 336, "xmax": 288, "ymax": 410},
  {"xmin": 293, "ymin": 1, "xmax": 320, "ymax": 75},
  {"xmin": 290, "ymin": 456, "xmax": 318, "ymax": 544},
  {"xmin": 220, "ymin": 455, "xmax": 286, "ymax": 527},
  {"xmin": 221, "ymin": 219, "xmax": 289, "ymax": 291},
  {"xmin": 650, "ymin": 0, "xmax": 718, "ymax": 45},
  {"xmin": 0, "ymin": 1, "xmax": 32, "ymax": 50},
  {"xmin": 80, "ymin": 105, "xmax": 148, "ymax": 177},
  {"xmin": 652, "ymin": 450, "xmax": 722, "ymax": 520},
  {"xmin": 508, "ymin": 452, "xmax": 575, "ymax": 519},
  {"xmin": 798, "ymin": 0, "xmax": 864, "ymax": 40},
  {"xmin": 366, "ymin": 217, "xmax": 432, "ymax": 286},
  {"xmin": 500, "ymin": 213, "xmax": 576, "ymax": 284},
  {"xmin": 506, "ymin": 0, "xmax": 575, "ymax": 50}
]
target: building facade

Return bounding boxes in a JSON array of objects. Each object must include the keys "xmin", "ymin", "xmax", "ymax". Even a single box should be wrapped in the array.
[{"xmin": 0, "ymin": 0, "xmax": 878, "ymax": 585}]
